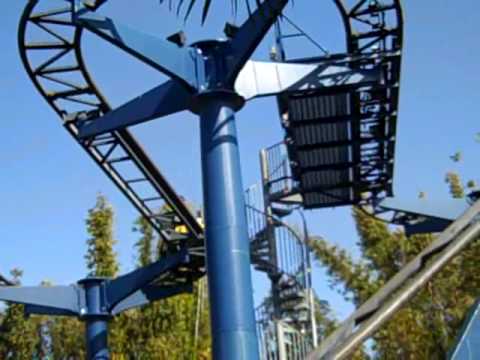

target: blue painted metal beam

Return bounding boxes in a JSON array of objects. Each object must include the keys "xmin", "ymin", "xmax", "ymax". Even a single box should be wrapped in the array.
[
  {"xmin": 81, "ymin": 278, "xmax": 110, "ymax": 360},
  {"xmin": 379, "ymin": 197, "xmax": 470, "ymax": 222},
  {"xmin": 379, "ymin": 197, "xmax": 472, "ymax": 235},
  {"xmin": 0, "ymin": 250, "xmax": 189, "ymax": 317},
  {"xmin": 78, "ymin": 60, "xmax": 382, "ymax": 140},
  {"xmin": 24, "ymin": 304, "xmax": 79, "ymax": 317},
  {"xmin": 0, "ymin": 285, "xmax": 79, "ymax": 313},
  {"xmin": 404, "ymin": 218, "xmax": 454, "ymax": 236},
  {"xmin": 449, "ymin": 299, "xmax": 480, "ymax": 359},
  {"xmin": 236, "ymin": 61, "xmax": 381, "ymax": 100},
  {"xmin": 104, "ymin": 248, "xmax": 188, "ymax": 309},
  {"xmin": 77, "ymin": 80, "xmax": 192, "ymax": 139},
  {"xmin": 74, "ymin": 10, "xmax": 198, "ymax": 88},
  {"xmin": 111, "ymin": 283, "xmax": 193, "ymax": 315},
  {"xmin": 226, "ymin": 0, "xmax": 289, "ymax": 84}
]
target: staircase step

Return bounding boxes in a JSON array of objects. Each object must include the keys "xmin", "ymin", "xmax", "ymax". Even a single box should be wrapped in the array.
[{"xmin": 271, "ymin": 206, "xmax": 293, "ymax": 218}]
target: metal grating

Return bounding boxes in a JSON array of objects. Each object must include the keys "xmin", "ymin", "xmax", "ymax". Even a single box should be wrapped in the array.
[
  {"xmin": 272, "ymin": 0, "xmax": 402, "ymax": 211},
  {"xmin": 280, "ymin": 91, "xmax": 359, "ymax": 208},
  {"xmin": 277, "ymin": 73, "xmax": 397, "ymax": 209}
]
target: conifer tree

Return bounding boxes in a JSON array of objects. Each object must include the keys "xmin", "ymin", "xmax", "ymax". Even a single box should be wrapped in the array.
[
  {"xmin": 85, "ymin": 194, "xmax": 119, "ymax": 277},
  {"xmin": 50, "ymin": 317, "xmax": 85, "ymax": 359},
  {"xmin": 445, "ymin": 172, "xmax": 465, "ymax": 199},
  {"xmin": 84, "ymin": 194, "xmax": 127, "ymax": 356}
]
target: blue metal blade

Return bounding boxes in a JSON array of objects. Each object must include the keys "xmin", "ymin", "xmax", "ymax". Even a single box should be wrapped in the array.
[
  {"xmin": 78, "ymin": 80, "xmax": 192, "ymax": 138},
  {"xmin": 0, "ymin": 285, "xmax": 79, "ymax": 313},
  {"xmin": 74, "ymin": 11, "xmax": 198, "ymax": 88},
  {"xmin": 379, "ymin": 197, "xmax": 470, "ymax": 221},
  {"xmin": 236, "ymin": 61, "xmax": 381, "ymax": 100},
  {"xmin": 111, "ymin": 283, "xmax": 193, "ymax": 315}
]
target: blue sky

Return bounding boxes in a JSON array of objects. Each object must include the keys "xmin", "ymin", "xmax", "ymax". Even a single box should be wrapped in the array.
[{"xmin": 0, "ymin": 0, "xmax": 478, "ymax": 321}]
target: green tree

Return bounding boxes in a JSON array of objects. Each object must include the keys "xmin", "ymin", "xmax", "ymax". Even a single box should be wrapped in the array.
[
  {"xmin": 445, "ymin": 172, "xmax": 465, "ymax": 199},
  {"xmin": 50, "ymin": 317, "xmax": 85, "ymax": 360},
  {"xmin": 85, "ymin": 194, "xmax": 119, "ymax": 277},
  {"xmin": 310, "ymin": 191, "xmax": 480, "ymax": 359},
  {"xmin": 0, "ymin": 269, "xmax": 39, "ymax": 359},
  {"xmin": 85, "ymin": 194, "xmax": 127, "ymax": 357}
]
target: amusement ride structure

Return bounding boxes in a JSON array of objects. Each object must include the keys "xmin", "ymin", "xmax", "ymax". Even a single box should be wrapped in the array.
[{"xmin": 1, "ymin": 0, "xmax": 479, "ymax": 359}]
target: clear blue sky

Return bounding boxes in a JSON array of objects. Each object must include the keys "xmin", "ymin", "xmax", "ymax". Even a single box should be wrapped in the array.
[{"xmin": 0, "ymin": 1, "xmax": 478, "ymax": 320}]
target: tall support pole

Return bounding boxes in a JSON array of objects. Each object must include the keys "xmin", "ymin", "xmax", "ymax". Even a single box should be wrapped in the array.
[
  {"xmin": 80, "ymin": 278, "xmax": 110, "ymax": 360},
  {"xmin": 199, "ymin": 94, "xmax": 259, "ymax": 360}
]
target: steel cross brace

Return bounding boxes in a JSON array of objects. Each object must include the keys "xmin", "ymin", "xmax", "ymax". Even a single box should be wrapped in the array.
[{"xmin": 0, "ymin": 249, "xmax": 191, "ymax": 359}]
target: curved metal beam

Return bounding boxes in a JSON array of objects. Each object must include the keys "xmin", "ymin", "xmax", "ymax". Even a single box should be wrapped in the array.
[{"xmin": 18, "ymin": 0, "xmax": 204, "ymax": 251}]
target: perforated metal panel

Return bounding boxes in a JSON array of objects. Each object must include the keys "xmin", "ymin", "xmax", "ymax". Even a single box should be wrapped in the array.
[{"xmin": 278, "ymin": 80, "xmax": 396, "ymax": 209}]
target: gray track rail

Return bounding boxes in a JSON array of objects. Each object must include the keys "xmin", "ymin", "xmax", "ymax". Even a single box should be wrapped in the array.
[{"xmin": 307, "ymin": 200, "xmax": 480, "ymax": 359}]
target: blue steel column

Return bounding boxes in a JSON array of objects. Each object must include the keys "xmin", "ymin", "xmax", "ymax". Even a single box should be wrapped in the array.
[
  {"xmin": 80, "ymin": 278, "xmax": 110, "ymax": 360},
  {"xmin": 199, "ymin": 94, "xmax": 259, "ymax": 360}
]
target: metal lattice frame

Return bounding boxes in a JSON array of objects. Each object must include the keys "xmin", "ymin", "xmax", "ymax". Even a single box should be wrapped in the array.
[
  {"xmin": 18, "ymin": 2, "xmax": 203, "ymax": 246},
  {"xmin": 18, "ymin": 1, "xmax": 206, "ymax": 283}
]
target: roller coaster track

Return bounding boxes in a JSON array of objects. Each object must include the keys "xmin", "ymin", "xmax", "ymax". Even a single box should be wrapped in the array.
[
  {"xmin": 17, "ymin": 0, "xmax": 209, "ymax": 288},
  {"xmin": 18, "ymin": 1, "xmax": 204, "ymax": 255}
]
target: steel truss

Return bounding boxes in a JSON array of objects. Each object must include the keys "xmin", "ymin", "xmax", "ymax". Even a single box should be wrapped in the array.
[
  {"xmin": 18, "ymin": 1, "xmax": 206, "ymax": 287},
  {"xmin": 18, "ymin": 1, "xmax": 204, "ymax": 250}
]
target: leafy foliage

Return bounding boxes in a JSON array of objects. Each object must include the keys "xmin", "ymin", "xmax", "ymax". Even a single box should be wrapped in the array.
[
  {"xmin": 85, "ymin": 194, "xmax": 119, "ymax": 277},
  {"xmin": 310, "ymin": 178, "xmax": 480, "ymax": 358},
  {"xmin": 50, "ymin": 317, "xmax": 85, "ymax": 359},
  {"xmin": 125, "ymin": 214, "xmax": 211, "ymax": 359}
]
